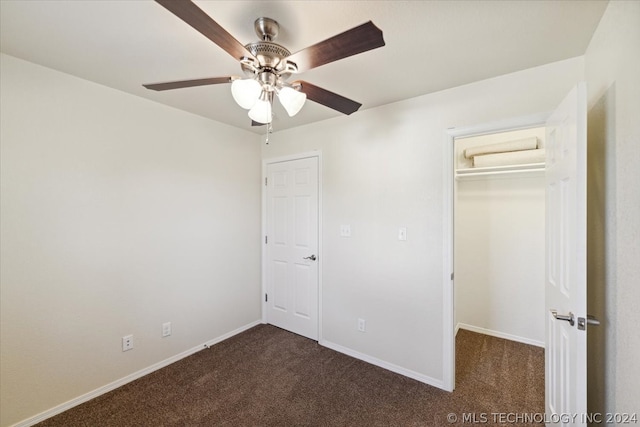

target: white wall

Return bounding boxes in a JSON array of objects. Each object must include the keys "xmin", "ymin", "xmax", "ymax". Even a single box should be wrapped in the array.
[
  {"xmin": 262, "ymin": 57, "xmax": 584, "ymax": 384},
  {"xmin": 0, "ymin": 54, "xmax": 262, "ymax": 426},
  {"xmin": 454, "ymin": 128, "xmax": 546, "ymax": 346},
  {"xmin": 584, "ymin": 0, "xmax": 640, "ymax": 415}
]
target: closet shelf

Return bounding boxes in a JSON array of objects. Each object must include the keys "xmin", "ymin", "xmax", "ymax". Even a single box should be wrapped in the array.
[{"xmin": 455, "ymin": 162, "xmax": 545, "ymax": 180}]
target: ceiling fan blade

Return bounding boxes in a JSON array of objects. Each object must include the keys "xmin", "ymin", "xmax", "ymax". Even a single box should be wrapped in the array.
[
  {"xmin": 143, "ymin": 76, "xmax": 235, "ymax": 91},
  {"xmin": 285, "ymin": 21, "xmax": 384, "ymax": 73},
  {"xmin": 251, "ymin": 120, "xmax": 266, "ymax": 126},
  {"xmin": 156, "ymin": 0, "xmax": 256, "ymax": 63},
  {"xmin": 293, "ymin": 80, "xmax": 362, "ymax": 115}
]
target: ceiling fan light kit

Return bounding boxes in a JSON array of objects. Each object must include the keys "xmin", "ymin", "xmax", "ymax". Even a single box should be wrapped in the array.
[
  {"xmin": 278, "ymin": 86, "xmax": 307, "ymax": 117},
  {"xmin": 230, "ymin": 78, "xmax": 261, "ymax": 110},
  {"xmin": 231, "ymin": 38, "xmax": 307, "ymax": 124},
  {"xmin": 144, "ymin": 0, "xmax": 385, "ymax": 128},
  {"xmin": 247, "ymin": 90, "xmax": 273, "ymax": 124}
]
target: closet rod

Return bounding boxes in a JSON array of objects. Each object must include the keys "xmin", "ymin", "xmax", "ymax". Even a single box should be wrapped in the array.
[{"xmin": 456, "ymin": 167, "xmax": 545, "ymax": 179}]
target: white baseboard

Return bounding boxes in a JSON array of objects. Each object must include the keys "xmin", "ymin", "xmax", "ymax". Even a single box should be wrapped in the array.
[
  {"xmin": 456, "ymin": 323, "xmax": 545, "ymax": 348},
  {"xmin": 13, "ymin": 320, "xmax": 262, "ymax": 427},
  {"xmin": 319, "ymin": 339, "xmax": 444, "ymax": 390}
]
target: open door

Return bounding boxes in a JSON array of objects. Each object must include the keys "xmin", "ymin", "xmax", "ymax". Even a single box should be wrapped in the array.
[{"xmin": 545, "ymin": 83, "xmax": 589, "ymax": 424}]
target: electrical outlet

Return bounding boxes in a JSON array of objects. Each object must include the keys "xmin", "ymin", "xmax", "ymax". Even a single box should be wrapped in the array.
[
  {"xmin": 357, "ymin": 318, "xmax": 366, "ymax": 332},
  {"xmin": 122, "ymin": 335, "xmax": 133, "ymax": 352},
  {"xmin": 162, "ymin": 322, "xmax": 171, "ymax": 337}
]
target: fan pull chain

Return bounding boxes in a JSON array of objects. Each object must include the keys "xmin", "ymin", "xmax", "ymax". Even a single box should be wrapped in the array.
[{"xmin": 265, "ymin": 122, "xmax": 273, "ymax": 145}]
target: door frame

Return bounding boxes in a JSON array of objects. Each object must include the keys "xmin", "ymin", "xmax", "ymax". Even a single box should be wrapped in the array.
[
  {"xmin": 442, "ymin": 112, "xmax": 550, "ymax": 392},
  {"xmin": 261, "ymin": 151, "xmax": 323, "ymax": 340}
]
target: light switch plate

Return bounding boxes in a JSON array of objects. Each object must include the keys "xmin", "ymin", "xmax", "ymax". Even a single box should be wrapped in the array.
[
  {"xmin": 162, "ymin": 322, "xmax": 171, "ymax": 337},
  {"xmin": 398, "ymin": 227, "xmax": 407, "ymax": 241},
  {"xmin": 340, "ymin": 224, "xmax": 351, "ymax": 237}
]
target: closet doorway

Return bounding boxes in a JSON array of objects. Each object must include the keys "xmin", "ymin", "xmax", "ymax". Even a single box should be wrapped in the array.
[
  {"xmin": 453, "ymin": 126, "xmax": 546, "ymax": 350},
  {"xmin": 441, "ymin": 113, "xmax": 551, "ymax": 392}
]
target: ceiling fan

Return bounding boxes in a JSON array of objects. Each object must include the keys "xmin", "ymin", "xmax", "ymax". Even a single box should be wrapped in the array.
[{"xmin": 143, "ymin": 0, "xmax": 385, "ymax": 126}]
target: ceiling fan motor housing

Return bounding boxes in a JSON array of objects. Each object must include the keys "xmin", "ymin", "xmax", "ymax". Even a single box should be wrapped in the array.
[
  {"xmin": 242, "ymin": 42, "xmax": 291, "ymax": 72},
  {"xmin": 241, "ymin": 18, "xmax": 293, "ymax": 79}
]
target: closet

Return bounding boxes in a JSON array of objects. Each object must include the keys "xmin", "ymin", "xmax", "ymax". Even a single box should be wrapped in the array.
[{"xmin": 454, "ymin": 127, "xmax": 546, "ymax": 347}]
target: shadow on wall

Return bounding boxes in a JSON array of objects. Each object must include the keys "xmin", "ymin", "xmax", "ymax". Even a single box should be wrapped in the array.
[{"xmin": 587, "ymin": 82, "xmax": 615, "ymax": 416}]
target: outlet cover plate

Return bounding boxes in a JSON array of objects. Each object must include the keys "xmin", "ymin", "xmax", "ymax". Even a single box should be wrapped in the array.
[{"xmin": 122, "ymin": 335, "xmax": 133, "ymax": 352}]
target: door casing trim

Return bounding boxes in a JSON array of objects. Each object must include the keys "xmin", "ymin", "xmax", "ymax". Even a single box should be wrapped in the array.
[{"xmin": 442, "ymin": 112, "xmax": 550, "ymax": 392}]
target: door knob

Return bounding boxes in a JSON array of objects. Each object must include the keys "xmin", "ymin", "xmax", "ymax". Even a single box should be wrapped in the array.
[
  {"xmin": 551, "ymin": 309, "xmax": 575, "ymax": 326},
  {"xmin": 303, "ymin": 254, "xmax": 317, "ymax": 261}
]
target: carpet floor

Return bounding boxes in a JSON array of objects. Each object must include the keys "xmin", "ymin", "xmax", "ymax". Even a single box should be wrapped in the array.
[{"xmin": 38, "ymin": 325, "xmax": 544, "ymax": 426}]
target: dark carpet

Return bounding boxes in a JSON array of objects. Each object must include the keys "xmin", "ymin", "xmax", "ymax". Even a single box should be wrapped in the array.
[{"xmin": 38, "ymin": 325, "xmax": 544, "ymax": 426}]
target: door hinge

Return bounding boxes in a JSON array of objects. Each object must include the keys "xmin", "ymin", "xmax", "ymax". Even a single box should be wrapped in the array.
[
  {"xmin": 265, "ymin": 235, "xmax": 268, "ymax": 244},
  {"xmin": 451, "ymin": 272, "xmax": 454, "ymax": 280},
  {"xmin": 265, "ymin": 177, "xmax": 267, "ymax": 186},
  {"xmin": 265, "ymin": 293, "xmax": 268, "ymax": 302}
]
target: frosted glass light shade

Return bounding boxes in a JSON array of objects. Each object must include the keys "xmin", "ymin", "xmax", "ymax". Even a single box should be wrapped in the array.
[
  {"xmin": 278, "ymin": 87, "xmax": 306, "ymax": 117},
  {"xmin": 231, "ymin": 79, "xmax": 261, "ymax": 109},
  {"xmin": 248, "ymin": 98, "xmax": 272, "ymax": 124}
]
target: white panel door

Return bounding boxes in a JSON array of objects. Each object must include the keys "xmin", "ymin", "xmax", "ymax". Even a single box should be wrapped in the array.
[
  {"xmin": 545, "ymin": 83, "xmax": 587, "ymax": 425},
  {"xmin": 266, "ymin": 157, "xmax": 318, "ymax": 340}
]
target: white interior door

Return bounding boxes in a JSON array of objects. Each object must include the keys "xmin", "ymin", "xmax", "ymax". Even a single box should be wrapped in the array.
[
  {"xmin": 265, "ymin": 156, "xmax": 319, "ymax": 340},
  {"xmin": 545, "ymin": 83, "xmax": 587, "ymax": 424}
]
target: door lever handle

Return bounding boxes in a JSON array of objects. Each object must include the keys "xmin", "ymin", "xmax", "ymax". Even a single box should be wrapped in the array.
[
  {"xmin": 303, "ymin": 254, "xmax": 317, "ymax": 261},
  {"xmin": 577, "ymin": 314, "xmax": 601, "ymax": 330},
  {"xmin": 551, "ymin": 309, "xmax": 575, "ymax": 326},
  {"xmin": 586, "ymin": 315, "xmax": 600, "ymax": 326}
]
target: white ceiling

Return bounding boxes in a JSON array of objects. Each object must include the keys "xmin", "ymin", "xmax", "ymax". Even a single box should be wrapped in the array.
[{"xmin": 0, "ymin": 1, "xmax": 607, "ymax": 134}]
